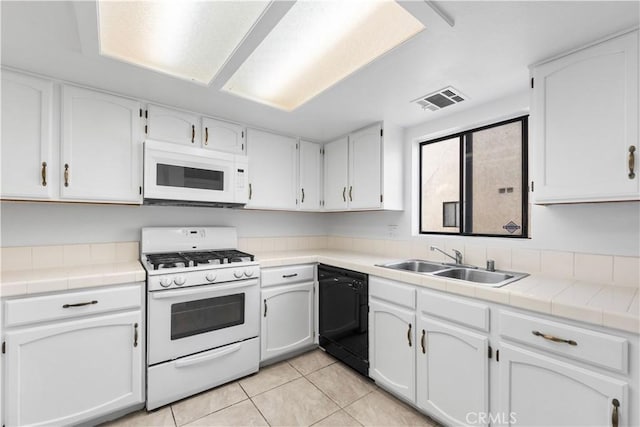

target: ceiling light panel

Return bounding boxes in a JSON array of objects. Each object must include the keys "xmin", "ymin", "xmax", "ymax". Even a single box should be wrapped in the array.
[
  {"xmin": 222, "ymin": 0, "xmax": 425, "ymax": 111},
  {"xmin": 98, "ymin": 1, "xmax": 269, "ymax": 85}
]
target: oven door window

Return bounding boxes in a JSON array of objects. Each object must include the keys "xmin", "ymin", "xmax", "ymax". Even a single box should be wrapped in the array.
[
  {"xmin": 171, "ymin": 293, "xmax": 244, "ymax": 340},
  {"xmin": 157, "ymin": 164, "xmax": 224, "ymax": 191}
]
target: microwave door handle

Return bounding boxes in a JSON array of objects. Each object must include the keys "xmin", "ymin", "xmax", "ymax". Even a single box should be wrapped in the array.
[
  {"xmin": 175, "ymin": 342, "xmax": 242, "ymax": 368},
  {"xmin": 150, "ymin": 279, "xmax": 257, "ymax": 299}
]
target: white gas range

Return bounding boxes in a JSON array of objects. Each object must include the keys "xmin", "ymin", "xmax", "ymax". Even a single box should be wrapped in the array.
[{"xmin": 141, "ymin": 227, "xmax": 260, "ymax": 410}]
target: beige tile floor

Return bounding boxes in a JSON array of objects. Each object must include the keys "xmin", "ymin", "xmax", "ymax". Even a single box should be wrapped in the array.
[{"xmin": 104, "ymin": 349, "xmax": 439, "ymax": 427}]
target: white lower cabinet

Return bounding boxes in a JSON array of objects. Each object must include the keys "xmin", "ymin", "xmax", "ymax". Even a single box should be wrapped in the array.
[
  {"xmin": 369, "ymin": 298, "xmax": 416, "ymax": 403},
  {"xmin": 4, "ymin": 310, "xmax": 143, "ymax": 426},
  {"xmin": 2, "ymin": 284, "xmax": 144, "ymax": 426},
  {"xmin": 417, "ymin": 316, "xmax": 489, "ymax": 426},
  {"xmin": 261, "ymin": 274, "xmax": 315, "ymax": 363},
  {"xmin": 498, "ymin": 343, "xmax": 628, "ymax": 427}
]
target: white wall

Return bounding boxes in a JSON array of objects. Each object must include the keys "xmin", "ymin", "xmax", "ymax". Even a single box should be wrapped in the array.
[
  {"xmin": 0, "ymin": 202, "xmax": 328, "ymax": 247},
  {"xmin": 326, "ymin": 91, "xmax": 640, "ymax": 257}
]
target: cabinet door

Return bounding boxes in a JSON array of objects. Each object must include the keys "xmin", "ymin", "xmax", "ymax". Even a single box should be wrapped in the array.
[
  {"xmin": 369, "ymin": 298, "xmax": 415, "ymax": 403},
  {"xmin": 349, "ymin": 124, "xmax": 382, "ymax": 209},
  {"xmin": 246, "ymin": 128, "xmax": 298, "ymax": 210},
  {"xmin": 147, "ymin": 104, "xmax": 200, "ymax": 145},
  {"xmin": 299, "ymin": 140, "xmax": 321, "ymax": 210},
  {"xmin": 323, "ymin": 137, "xmax": 349, "ymax": 210},
  {"xmin": 202, "ymin": 117, "xmax": 245, "ymax": 154},
  {"xmin": 61, "ymin": 86, "xmax": 142, "ymax": 203},
  {"xmin": 532, "ymin": 30, "xmax": 639, "ymax": 203},
  {"xmin": 416, "ymin": 316, "xmax": 489, "ymax": 427},
  {"xmin": 1, "ymin": 70, "xmax": 54, "ymax": 200},
  {"xmin": 4, "ymin": 311, "xmax": 143, "ymax": 426},
  {"xmin": 499, "ymin": 343, "xmax": 628, "ymax": 427},
  {"xmin": 261, "ymin": 282, "xmax": 314, "ymax": 362}
]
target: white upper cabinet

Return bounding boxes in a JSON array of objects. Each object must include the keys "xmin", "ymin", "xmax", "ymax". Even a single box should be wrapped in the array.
[
  {"xmin": 323, "ymin": 136, "xmax": 349, "ymax": 210},
  {"xmin": 246, "ymin": 128, "xmax": 298, "ymax": 210},
  {"xmin": 61, "ymin": 86, "xmax": 142, "ymax": 203},
  {"xmin": 322, "ymin": 123, "xmax": 403, "ymax": 212},
  {"xmin": 202, "ymin": 117, "xmax": 245, "ymax": 154},
  {"xmin": 146, "ymin": 104, "xmax": 200, "ymax": 146},
  {"xmin": 349, "ymin": 124, "xmax": 383, "ymax": 209},
  {"xmin": 299, "ymin": 140, "xmax": 322, "ymax": 210},
  {"xmin": 532, "ymin": 29, "xmax": 639, "ymax": 203},
  {"xmin": 1, "ymin": 70, "xmax": 54, "ymax": 200}
]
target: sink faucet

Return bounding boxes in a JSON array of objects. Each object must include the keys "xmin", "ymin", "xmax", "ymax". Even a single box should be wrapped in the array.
[{"xmin": 430, "ymin": 246, "xmax": 463, "ymax": 265}]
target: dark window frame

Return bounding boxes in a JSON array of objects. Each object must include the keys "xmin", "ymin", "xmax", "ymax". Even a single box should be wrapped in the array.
[{"xmin": 418, "ymin": 115, "xmax": 529, "ymax": 238}]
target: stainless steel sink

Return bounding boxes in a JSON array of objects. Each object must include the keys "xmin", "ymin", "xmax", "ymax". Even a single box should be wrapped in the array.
[
  {"xmin": 376, "ymin": 259, "xmax": 527, "ymax": 287},
  {"xmin": 434, "ymin": 268, "xmax": 511, "ymax": 283},
  {"xmin": 377, "ymin": 259, "xmax": 448, "ymax": 273}
]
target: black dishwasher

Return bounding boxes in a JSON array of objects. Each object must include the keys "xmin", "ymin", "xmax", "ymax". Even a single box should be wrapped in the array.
[{"xmin": 318, "ymin": 264, "xmax": 369, "ymax": 376}]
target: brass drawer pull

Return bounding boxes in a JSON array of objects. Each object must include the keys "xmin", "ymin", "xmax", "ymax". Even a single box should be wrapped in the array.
[
  {"xmin": 301, "ymin": 188, "xmax": 305, "ymax": 203},
  {"xmin": 349, "ymin": 186, "xmax": 353, "ymax": 202},
  {"xmin": 342, "ymin": 187, "xmax": 346, "ymax": 202},
  {"xmin": 205, "ymin": 127, "xmax": 209, "ymax": 145},
  {"xmin": 629, "ymin": 146, "xmax": 636, "ymax": 179},
  {"xmin": 264, "ymin": 299, "xmax": 267, "ymax": 317},
  {"xmin": 407, "ymin": 323, "xmax": 412, "ymax": 347},
  {"xmin": 249, "ymin": 183, "xmax": 252, "ymax": 200},
  {"xmin": 191, "ymin": 124, "xmax": 195, "ymax": 143},
  {"xmin": 420, "ymin": 329, "xmax": 426, "ymax": 354},
  {"xmin": 41, "ymin": 162, "xmax": 47, "ymax": 186},
  {"xmin": 282, "ymin": 273, "xmax": 298, "ymax": 278},
  {"xmin": 532, "ymin": 330, "xmax": 577, "ymax": 346},
  {"xmin": 612, "ymin": 398, "xmax": 620, "ymax": 427},
  {"xmin": 62, "ymin": 300, "xmax": 97, "ymax": 308},
  {"xmin": 134, "ymin": 323, "xmax": 139, "ymax": 347},
  {"xmin": 64, "ymin": 163, "xmax": 70, "ymax": 187}
]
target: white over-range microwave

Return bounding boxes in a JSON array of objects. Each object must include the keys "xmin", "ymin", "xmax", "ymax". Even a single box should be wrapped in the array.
[{"xmin": 143, "ymin": 140, "xmax": 248, "ymax": 207}]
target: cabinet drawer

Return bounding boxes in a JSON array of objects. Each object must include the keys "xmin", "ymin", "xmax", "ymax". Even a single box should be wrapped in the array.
[
  {"xmin": 261, "ymin": 264, "xmax": 315, "ymax": 287},
  {"xmin": 418, "ymin": 288, "xmax": 489, "ymax": 332},
  {"xmin": 499, "ymin": 310, "xmax": 628, "ymax": 373},
  {"xmin": 4, "ymin": 284, "xmax": 142, "ymax": 327},
  {"xmin": 370, "ymin": 276, "xmax": 415, "ymax": 309}
]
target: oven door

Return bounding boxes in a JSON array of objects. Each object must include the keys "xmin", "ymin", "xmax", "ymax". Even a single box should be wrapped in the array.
[
  {"xmin": 148, "ymin": 279, "xmax": 259, "ymax": 365},
  {"xmin": 144, "ymin": 140, "xmax": 246, "ymax": 204}
]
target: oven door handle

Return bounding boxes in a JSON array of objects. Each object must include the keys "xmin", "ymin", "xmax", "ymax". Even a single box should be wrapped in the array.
[
  {"xmin": 150, "ymin": 280, "xmax": 258, "ymax": 300},
  {"xmin": 174, "ymin": 342, "xmax": 242, "ymax": 368}
]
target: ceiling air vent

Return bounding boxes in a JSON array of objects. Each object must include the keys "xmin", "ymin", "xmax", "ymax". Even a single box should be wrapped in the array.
[{"xmin": 413, "ymin": 86, "xmax": 466, "ymax": 111}]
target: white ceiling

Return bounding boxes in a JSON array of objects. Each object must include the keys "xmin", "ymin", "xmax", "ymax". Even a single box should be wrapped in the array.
[{"xmin": 1, "ymin": 1, "xmax": 638, "ymax": 141}]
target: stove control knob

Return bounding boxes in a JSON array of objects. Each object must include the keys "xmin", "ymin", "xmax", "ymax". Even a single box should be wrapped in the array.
[
  {"xmin": 205, "ymin": 273, "xmax": 217, "ymax": 282},
  {"xmin": 244, "ymin": 268, "xmax": 255, "ymax": 277},
  {"xmin": 233, "ymin": 270, "xmax": 244, "ymax": 279},
  {"xmin": 174, "ymin": 276, "xmax": 186, "ymax": 286},
  {"xmin": 159, "ymin": 277, "xmax": 172, "ymax": 288}
]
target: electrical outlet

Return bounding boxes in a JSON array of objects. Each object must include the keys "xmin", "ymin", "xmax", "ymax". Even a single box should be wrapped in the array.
[{"xmin": 387, "ymin": 224, "xmax": 398, "ymax": 238}]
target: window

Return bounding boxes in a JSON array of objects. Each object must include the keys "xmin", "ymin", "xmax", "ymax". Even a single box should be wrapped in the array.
[{"xmin": 419, "ymin": 116, "xmax": 528, "ymax": 237}]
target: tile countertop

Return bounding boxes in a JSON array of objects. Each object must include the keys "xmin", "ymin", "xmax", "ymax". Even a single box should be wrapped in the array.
[{"xmin": 255, "ymin": 249, "xmax": 640, "ymax": 335}]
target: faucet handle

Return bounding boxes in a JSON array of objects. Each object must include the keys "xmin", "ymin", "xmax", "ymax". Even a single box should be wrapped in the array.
[{"xmin": 486, "ymin": 259, "xmax": 496, "ymax": 272}]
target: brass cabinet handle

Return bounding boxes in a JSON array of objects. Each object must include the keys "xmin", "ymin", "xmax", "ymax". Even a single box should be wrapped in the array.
[
  {"xmin": 407, "ymin": 323, "xmax": 412, "ymax": 347},
  {"xmin": 41, "ymin": 162, "xmax": 47, "ymax": 186},
  {"xmin": 282, "ymin": 273, "xmax": 298, "ymax": 278},
  {"xmin": 629, "ymin": 146, "xmax": 636, "ymax": 179},
  {"xmin": 62, "ymin": 300, "xmax": 97, "ymax": 308},
  {"xmin": 532, "ymin": 330, "xmax": 577, "ymax": 346},
  {"xmin": 249, "ymin": 183, "xmax": 252, "ymax": 200},
  {"xmin": 264, "ymin": 299, "xmax": 267, "ymax": 317},
  {"xmin": 349, "ymin": 186, "xmax": 353, "ymax": 202},
  {"xmin": 134, "ymin": 323, "xmax": 139, "ymax": 347},
  {"xmin": 191, "ymin": 124, "xmax": 195, "ymax": 143},
  {"xmin": 612, "ymin": 399, "xmax": 620, "ymax": 427},
  {"xmin": 301, "ymin": 188, "xmax": 305, "ymax": 203},
  {"xmin": 205, "ymin": 127, "xmax": 209, "ymax": 145},
  {"xmin": 64, "ymin": 163, "xmax": 70, "ymax": 187},
  {"xmin": 421, "ymin": 329, "xmax": 426, "ymax": 354},
  {"xmin": 342, "ymin": 187, "xmax": 346, "ymax": 202}
]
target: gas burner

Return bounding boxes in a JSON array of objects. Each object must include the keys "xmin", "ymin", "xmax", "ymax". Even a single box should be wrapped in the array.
[{"xmin": 145, "ymin": 249, "xmax": 255, "ymax": 270}]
